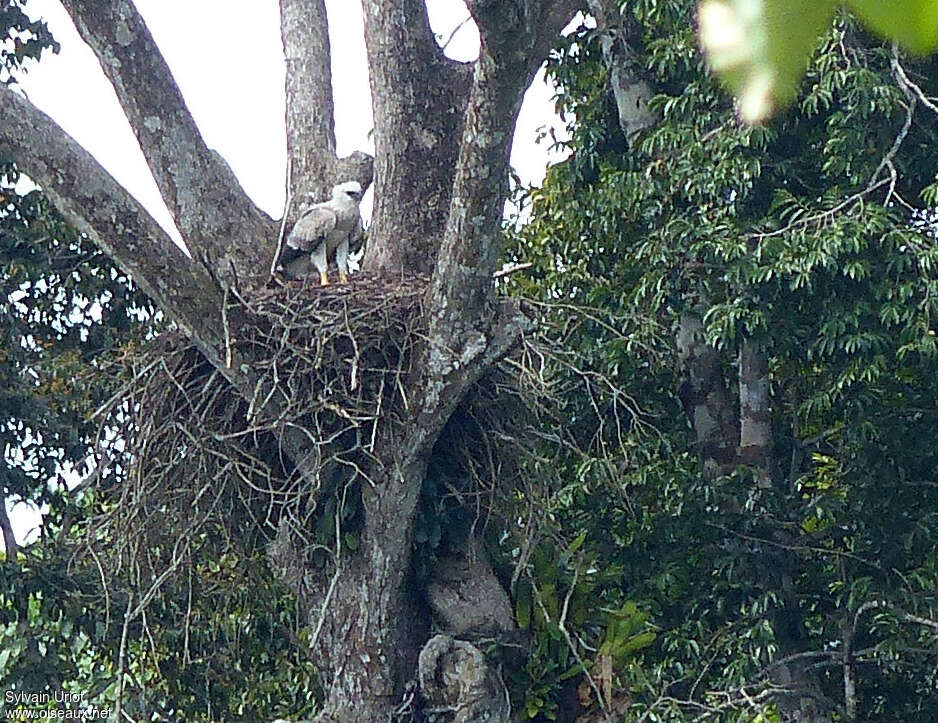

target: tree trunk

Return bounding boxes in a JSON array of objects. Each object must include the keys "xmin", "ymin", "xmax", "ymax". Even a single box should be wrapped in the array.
[
  {"xmin": 269, "ymin": 456, "xmax": 431, "ymax": 721},
  {"xmin": 0, "ymin": 1, "xmax": 581, "ymax": 717}
]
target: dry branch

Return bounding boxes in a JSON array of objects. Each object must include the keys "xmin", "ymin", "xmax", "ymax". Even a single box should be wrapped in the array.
[
  {"xmin": 0, "ymin": 85, "xmax": 225, "ymax": 355},
  {"xmin": 59, "ymin": 0, "xmax": 274, "ymax": 287}
]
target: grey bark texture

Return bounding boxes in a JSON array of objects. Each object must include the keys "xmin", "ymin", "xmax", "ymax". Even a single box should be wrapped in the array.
[
  {"xmin": 419, "ymin": 635, "xmax": 511, "ymax": 723},
  {"xmin": 586, "ymin": 0, "xmax": 656, "ymax": 140},
  {"xmin": 361, "ymin": 0, "xmax": 473, "ymax": 275},
  {"xmin": 280, "ymin": 0, "xmax": 375, "ymax": 223},
  {"xmin": 59, "ymin": 0, "xmax": 275, "ymax": 289},
  {"xmin": 739, "ymin": 338, "xmax": 773, "ymax": 487},
  {"xmin": 0, "ymin": 0, "xmax": 581, "ymax": 719},
  {"xmin": 675, "ymin": 311, "xmax": 740, "ymax": 479},
  {"xmin": 0, "ymin": 502, "xmax": 18, "ymax": 561}
]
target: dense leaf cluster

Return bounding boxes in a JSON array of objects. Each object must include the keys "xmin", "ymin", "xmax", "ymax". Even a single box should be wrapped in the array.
[
  {"xmin": 0, "ymin": 0, "xmax": 55, "ymax": 85},
  {"xmin": 504, "ymin": 1, "xmax": 938, "ymax": 719}
]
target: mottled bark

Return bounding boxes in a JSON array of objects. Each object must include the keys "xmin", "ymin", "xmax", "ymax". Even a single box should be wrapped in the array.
[
  {"xmin": 0, "ymin": 502, "xmax": 18, "ymax": 561},
  {"xmin": 58, "ymin": 0, "xmax": 275, "ymax": 288},
  {"xmin": 427, "ymin": 0, "xmax": 579, "ymax": 432},
  {"xmin": 361, "ymin": 0, "xmax": 473, "ymax": 275},
  {"xmin": 586, "ymin": 0, "xmax": 656, "ymax": 140},
  {"xmin": 739, "ymin": 339, "xmax": 773, "ymax": 487},
  {"xmin": 280, "ymin": 0, "xmax": 374, "ymax": 221},
  {"xmin": 281, "ymin": 0, "xmax": 336, "ymax": 192},
  {"xmin": 270, "ymin": 448, "xmax": 431, "ymax": 722},
  {"xmin": 419, "ymin": 635, "xmax": 511, "ymax": 722},
  {"xmin": 427, "ymin": 535, "xmax": 515, "ymax": 638},
  {"xmin": 432, "ymin": 3, "xmax": 552, "ymax": 344},
  {"xmin": 676, "ymin": 312, "xmax": 739, "ymax": 478}
]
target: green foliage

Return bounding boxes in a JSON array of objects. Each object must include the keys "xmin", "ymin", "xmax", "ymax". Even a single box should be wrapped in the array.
[
  {"xmin": 0, "ymin": 545, "xmax": 322, "ymax": 719},
  {"xmin": 700, "ymin": 0, "xmax": 837, "ymax": 122},
  {"xmin": 0, "ymin": 169, "xmax": 153, "ymax": 518},
  {"xmin": 700, "ymin": 0, "xmax": 938, "ymax": 121},
  {"xmin": 845, "ymin": 0, "xmax": 938, "ymax": 54},
  {"xmin": 0, "ymin": 0, "xmax": 58, "ymax": 84},
  {"xmin": 503, "ymin": 1, "xmax": 938, "ymax": 718}
]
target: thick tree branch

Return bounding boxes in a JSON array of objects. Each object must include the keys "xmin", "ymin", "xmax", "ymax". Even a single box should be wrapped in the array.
[
  {"xmin": 428, "ymin": 0, "xmax": 579, "ymax": 366},
  {"xmin": 676, "ymin": 310, "xmax": 739, "ymax": 479},
  {"xmin": 739, "ymin": 339, "xmax": 773, "ymax": 488},
  {"xmin": 0, "ymin": 85, "xmax": 225, "ymax": 350},
  {"xmin": 361, "ymin": 0, "xmax": 473, "ymax": 274},
  {"xmin": 0, "ymin": 501, "xmax": 18, "ymax": 561},
  {"xmin": 281, "ymin": 0, "xmax": 336, "ymax": 185},
  {"xmin": 59, "ymin": 0, "xmax": 274, "ymax": 288},
  {"xmin": 279, "ymin": 0, "xmax": 374, "ymax": 226},
  {"xmin": 586, "ymin": 0, "xmax": 656, "ymax": 140}
]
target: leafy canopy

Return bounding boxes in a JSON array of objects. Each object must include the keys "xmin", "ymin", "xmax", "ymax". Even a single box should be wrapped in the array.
[{"xmin": 699, "ymin": 0, "xmax": 938, "ymax": 121}]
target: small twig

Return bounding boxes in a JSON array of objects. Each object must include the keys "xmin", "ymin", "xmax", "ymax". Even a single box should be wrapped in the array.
[
  {"xmin": 441, "ymin": 15, "xmax": 473, "ymax": 53},
  {"xmin": 269, "ymin": 157, "xmax": 294, "ymax": 282},
  {"xmin": 114, "ymin": 591, "xmax": 134, "ymax": 722},
  {"xmin": 222, "ymin": 284, "xmax": 233, "ymax": 369},
  {"xmin": 892, "ymin": 46, "xmax": 938, "ymax": 118}
]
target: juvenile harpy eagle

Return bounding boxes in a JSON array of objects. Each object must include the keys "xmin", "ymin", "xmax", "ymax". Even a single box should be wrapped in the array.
[{"xmin": 279, "ymin": 181, "xmax": 364, "ymax": 285}]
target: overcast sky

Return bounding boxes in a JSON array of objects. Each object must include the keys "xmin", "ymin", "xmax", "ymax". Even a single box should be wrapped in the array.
[
  {"xmin": 7, "ymin": 0, "xmax": 569, "ymax": 545},
  {"xmin": 15, "ymin": 0, "xmax": 567, "ymax": 242}
]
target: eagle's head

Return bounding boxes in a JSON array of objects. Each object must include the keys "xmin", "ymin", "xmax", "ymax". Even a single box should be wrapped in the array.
[{"xmin": 332, "ymin": 181, "xmax": 364, "ymax": 204}]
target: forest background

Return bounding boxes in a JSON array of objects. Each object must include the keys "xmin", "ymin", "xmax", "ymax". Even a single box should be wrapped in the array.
[{"xmin": 2, "ymin": 0, "xmax": 938, "ymax": 721}]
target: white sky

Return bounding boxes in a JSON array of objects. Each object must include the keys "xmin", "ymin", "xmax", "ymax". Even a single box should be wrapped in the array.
[
  {"xmin": 6, "ymin": 0, "xmax": 569, "ymax": 547},
  {"xmin": 13, "ymin": 0, "xmax": 566, "ymax": 241}
]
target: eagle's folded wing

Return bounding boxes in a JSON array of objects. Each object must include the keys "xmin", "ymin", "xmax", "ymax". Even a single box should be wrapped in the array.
[{"xmin": 280, "ymin": 207, "xmax": 338, "ymax": 266}]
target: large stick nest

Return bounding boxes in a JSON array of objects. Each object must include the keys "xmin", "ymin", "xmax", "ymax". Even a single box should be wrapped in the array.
[
  {"xmin": 87, "ymin": 273, "xmax": 551, "ymax": 590},
  {"xmin": 65, "ymin": 271, "xmax": 648, "ymax": 719}
]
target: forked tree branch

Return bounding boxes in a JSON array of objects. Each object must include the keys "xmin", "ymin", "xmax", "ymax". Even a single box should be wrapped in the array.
[
  {"xmin": 59, "ymin": 0, "xmax": 274, "ymax": 289},
  {"xmin": 0, "ymin": 85, "xmax": 226, "ymax": 351}
]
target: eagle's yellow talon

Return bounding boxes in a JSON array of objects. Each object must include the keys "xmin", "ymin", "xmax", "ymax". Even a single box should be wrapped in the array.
[
  {"xmin": 339, "ymin": 270, "xmax": 349, "ymax": 284},
  {"xmin": 320, "ymin": 270, "xmax": 330, "ymax": 286}
]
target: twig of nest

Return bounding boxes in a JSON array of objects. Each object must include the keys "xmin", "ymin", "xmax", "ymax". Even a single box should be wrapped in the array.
[{"xmin": 76, "ymin": 269, "xmax": 644, "ymax": 668}]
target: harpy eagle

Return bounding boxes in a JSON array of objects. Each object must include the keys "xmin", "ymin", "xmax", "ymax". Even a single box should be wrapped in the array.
[{"xmin": 278, "ymin": 181, "xmax": 365, "ymax": 285}]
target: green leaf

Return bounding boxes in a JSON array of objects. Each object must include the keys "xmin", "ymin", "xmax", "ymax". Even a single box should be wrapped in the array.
[
  {"xmin": 617, "ymin": 630, "xmax": 657, "ymax": 658},
  {"xmin": 700, "ymin": 0, "xmax": 837, "ymax": 121},
  {"xmin": 558, "ymin": 662, "xmax": 588, "ymax": 681},
  {"xmin": 516, "ymin": 579, "xmax": 533, "ymax": 629},
  {"xmin": 565, "ymin": 530, "xmax": 587, "ymax": 558},
  {"xmin": 847, "ymin": 0, "xmax": 938, "ymax": 54}
]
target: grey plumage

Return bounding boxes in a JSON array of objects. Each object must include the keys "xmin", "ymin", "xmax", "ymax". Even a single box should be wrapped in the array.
[{"xmin": 279, "ymin": 181, "xmax": 364, "ymax": 284}]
